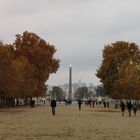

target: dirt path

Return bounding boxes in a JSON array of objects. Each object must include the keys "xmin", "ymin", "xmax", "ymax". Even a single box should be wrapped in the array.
[{"xmin": 0, "ymin": 104, "xmax": 140, "ymax": 140}]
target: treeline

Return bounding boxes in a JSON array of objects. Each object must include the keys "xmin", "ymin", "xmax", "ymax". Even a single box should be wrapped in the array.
[
  {"xmin": 96, "ymin": 41, "xmax": 140, "ymax": 100},
  {"xmin": 74, "ymin": 85, "xmax": 105, "ymax": 100},
  {"xmin": 0, "ymin": 31, "xmax": 60, "ymax": 107},
  {"xmin": 49, "ymin": 86, "xmax": 65, "ymax": 101}
]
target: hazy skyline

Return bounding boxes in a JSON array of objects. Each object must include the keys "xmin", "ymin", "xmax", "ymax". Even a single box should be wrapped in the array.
[{"xmin": 1, "ymin": 0, "xmax": 140, "ymax": 86}]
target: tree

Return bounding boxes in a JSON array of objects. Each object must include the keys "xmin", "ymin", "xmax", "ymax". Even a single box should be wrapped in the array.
[
  {"xmin": 12, "ymin": 56, "xmax": 38, "ymax": 98},
  {"xmin": 113, "ymin": 63, "xmax": 140, "ymax": 99},
  {"xmin": 74, "ymin": 86, "xmax": 88, "ymax": 99},
  {"xmin": 52, "ymin": 86, "xmax": 65, "ymax": 100},
  {"xmin": 95, "ymin": 85, "xmax": 105, "ymax": 96},
  {"xmin": 96, "ymin": 41, "xmax": 140, "ymax": 98},
  {"xmin": 0, "ymin": 32, "xmax": 60, "ymax": 107},
  {"xmin": 12, "ymin": 31, "xmax": 60, "ymax": 97},
  {"xmin": 0, "ymin": 43, "xmax": 15, "ymax": 97},
  {"xmin": 0, "ymin": 43, "xmax": 16, "ymax": 106}
]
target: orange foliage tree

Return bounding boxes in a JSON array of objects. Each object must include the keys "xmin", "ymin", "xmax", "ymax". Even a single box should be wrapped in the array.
[
  {"xmin": 0, "ymin": 31, "xmax": 60, "ymax": 106},
  {"xmin": 96, "ymin": 41, "xmax": 140, "ymax": 99},
  {"xmin": 0, "ymin": 43, "xmax": 15, "ymax": 98},
  {"xmin": 113, "ymin": 64, "xmax": 140, "ymax": 99},
  {"xmin": 12, "ymin": 31, "xmax": 60, "ymax": 97}
]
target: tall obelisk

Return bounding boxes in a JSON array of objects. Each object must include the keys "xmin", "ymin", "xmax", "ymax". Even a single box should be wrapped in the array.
[{"xmin": 69, "ymin": 64, "xmax": 72, "ymax": 101}]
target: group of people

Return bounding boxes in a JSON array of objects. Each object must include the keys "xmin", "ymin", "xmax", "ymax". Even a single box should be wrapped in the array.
[
  {"xmin": 120, "ymin": 101, "xmax": 138, "ymax": 116},
  {"xmin": 103, "ymin": 101, "xmax": 110, "ymax": 108},
  {"xmin": 77, "ymin": 99, "xmax": 139, "ymax": 117},
  {"xmin": 48, "ymin": 98, "xmax": 139, "ymax": 117},
  {"xmin": 85, "ymin": 99, "xmax": 97, "ymax": 107}
]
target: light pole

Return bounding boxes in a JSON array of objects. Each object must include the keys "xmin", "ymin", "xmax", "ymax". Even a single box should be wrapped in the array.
[{"xmin": 69, "ymin": 64, "xmax": 72, "ymax": 101}]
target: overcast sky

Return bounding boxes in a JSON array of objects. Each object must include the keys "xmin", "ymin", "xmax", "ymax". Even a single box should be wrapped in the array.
[{"xmin": 1, "ymin": 0, "xmax": 140, "ymax": 86}]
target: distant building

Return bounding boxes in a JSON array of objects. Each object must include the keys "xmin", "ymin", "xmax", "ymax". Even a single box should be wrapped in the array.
[{"xmin": 59, "ymin": 80, "xmax": 87, "ymax": 100}]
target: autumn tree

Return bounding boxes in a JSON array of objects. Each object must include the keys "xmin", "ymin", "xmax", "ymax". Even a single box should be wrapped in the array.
[
  {"xmin": 113, "ymin": 63, "xmax": 140, "ymax": 99},
  {"xmin": 12, "ymin": 31, "xmax": 60, "ymax": 97},
  {"xmin": 0, "ymin": 44, "xmax": 12, "ymax": 96},
  {"xmin": 0, "ymin": 43, "xmax": 16, "ymax": 106},
  {"xmin": 12, "ymin": 56, "xmax": 38, "ymax": 98},
  {"xmin": 96, "ymin": 41, "xmax": 140, "ymax": 99},
  {"xmin": 0, "ymin": 32, "xmax": 60, "ymax": 107}
]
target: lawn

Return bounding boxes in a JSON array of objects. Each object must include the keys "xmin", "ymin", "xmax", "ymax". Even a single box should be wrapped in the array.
[{"xmin": 0, "ymin": 104, "xmax": 140, "ymax": 140}]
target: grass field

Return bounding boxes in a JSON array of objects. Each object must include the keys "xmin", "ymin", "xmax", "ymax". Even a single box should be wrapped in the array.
[{"xmin": 0, "ymin": 104, "xmax": 140, "ymax": 140}]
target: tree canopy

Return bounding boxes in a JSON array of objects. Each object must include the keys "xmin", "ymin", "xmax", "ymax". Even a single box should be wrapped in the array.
[
  {"xmin": 96, "ymin": 41, "xmax": 140, "ymax": 99},
  {"xmin": 0, "ymin": 31, "xmax": 60, "ymax": 100}
]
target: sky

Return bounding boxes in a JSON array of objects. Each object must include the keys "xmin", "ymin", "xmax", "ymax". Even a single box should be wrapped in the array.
[{"xmin": 1, "ymin": 0, "xmax": 140, "ymax": 86}]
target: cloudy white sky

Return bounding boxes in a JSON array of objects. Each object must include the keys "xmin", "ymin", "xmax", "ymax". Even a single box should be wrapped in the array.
[{"xmin": 1, "ymin": 0, "xmax": 140, "ymax": 86}]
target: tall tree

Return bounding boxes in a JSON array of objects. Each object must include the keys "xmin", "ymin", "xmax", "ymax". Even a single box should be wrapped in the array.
[
  {"xmin": 0, "ymin": 43, "xmax": 15, "ymax": 98},
  {"xmin": 12, "ymin": 56, "xmax": 38, "ymax": 98},
  {"xmin": 12, "ymin": 31, "xmax": 60, "ymax": 97},
  {"xmin": 96, "ymin": 41, "xmax": 140, "ymax": 98},
  {"xmin": 113, "ymin": 63, "xmax": 140, "ymax": 99},
  {"xmin": 0, "ymin": 32, "xmax": 60, "ymax": 106}
]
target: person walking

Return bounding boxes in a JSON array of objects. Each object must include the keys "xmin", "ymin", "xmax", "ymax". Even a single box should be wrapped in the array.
[
  {"xmin": 132, "ymin": 103, "xmax": 138, "ymax": 116},
  {"xmin": 127, "ymin": 101, "xmax": 133, "ymax": 117},
  {"xmin": 50, "ymin": 98, "xmax": 57, "ymax": 115},
  {"xmin": 120, "ymin": 101, "xmax": 126, "ymax": 116},
  {"xmin": 107, "ymin": 101, "xmax": 110, "ymax": 108},
  {"xmin": 103, "ymin": 101, "xmax": 106, "ymax": 108},
  {"xmin": 88, "ymin": 99, "xmax": 92, "ymax": 107},
  {"xmin": 30, "ymin": 99, "xmax": 35, "ymax": 108},
  {"xmin": 92, "ymin": 100, "xmax": 95, "ymax": 108},
  {"xmin": 78, "ymin": 99, "xmax": 82, "ymax": 110}
]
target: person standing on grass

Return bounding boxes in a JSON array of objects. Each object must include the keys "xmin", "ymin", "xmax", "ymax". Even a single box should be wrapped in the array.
[
  {"xmin": 92, "ymin": 100, "xmax": 95, "ymax": 107},
  {"xmin": 127, "ymin": 101, "xmax": 133, "ymax": 117},
  {"xmin": 103, "ymin": 101, "xmax": 106, "ymax": 108},
  {"xmin": 120, "ymin": 101, "xmax": 126, "ymax": 116},
  {"xmin": 50, "ymin": 98, "xmax": 57, "ymax": 115},
  {"xmin": 78, "ymin": 99, "xmax": 82, "ymax": 110},
  {"xmin": 132, "ymin": 103, "xmax": 138, "ymax": 116},
  {"xmin": 107, "ymin": 101, "xmax": 110, "ymax": 108},
  {"xmin": 31, "ymin": 99, "xmax": 35, "ymax": 108}
]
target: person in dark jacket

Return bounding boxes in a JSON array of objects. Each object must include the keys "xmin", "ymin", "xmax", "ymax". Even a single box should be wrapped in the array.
[
  {"xmin": 132, "ymin": 103, "xmax": 138, "ymax": 116},
  {"xmin": 107, "ymin": 101, "xmax": 110, "ymax": 108},
  {"xmin": 120, "ymin": 101, "xmax": 126, "ymax": 116},
  {"xmin": 78, "ymin": 99, "xmax": 82, "ymax": 110},
  {"xmin": 50, "ymin": 99, "xmax": 57, "ymax": 115},
  {"xmin": 127, "ymin": 101, "xmax": 133, "ymax": 117},
  {"xmin": 103, "ymin": 101, "xmax": 106, "ymax": 108},
  {"xmin": 92, "ymin": 100, "xmax": 95, "ymax": 108},
  {"xmin": 30, "ymin": 99, "xmax": 35, "ymax": 108}
]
